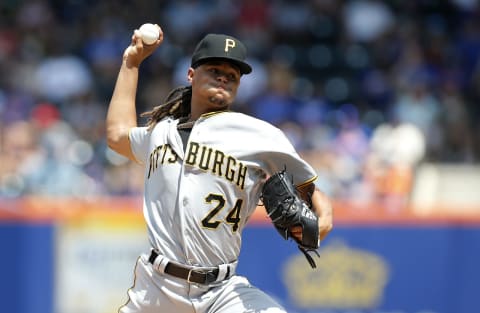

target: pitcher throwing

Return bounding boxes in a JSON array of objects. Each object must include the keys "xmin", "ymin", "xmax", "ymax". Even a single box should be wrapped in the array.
[{"xmin": 106, "ymin": 24, "xmax": 333, "ymax": 313}]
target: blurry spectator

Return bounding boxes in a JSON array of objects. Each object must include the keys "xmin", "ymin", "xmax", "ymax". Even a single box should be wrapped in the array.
[
  {"xmin": 234, "ymin": 58, "xmax": 268, "ymax": 110},
  {"xmin": 382, "ymin": 23, "xmax": 445, "ymax": 159},
  {"xmin": 0, "ymin": 120, "xmax": 39, "ymax": 197},
  {"xmin": 270, "ymin": 0, "xmax": 311, "ymax": 40},
  {"xmin": 0, "ymin": 0, "xmax": 479, "ymax": 200},
  {"xmin": 236, "ymin": 0, "xmax": 270, "ymax": 33},
  {"xmin": 33, "ymin": 55, "xmax": 93, "ymax": 103},
  {"xmin": 468, "ymin": 65, "xmax": 480, "ymax": 159},
  {"xmin": 437, "ymin": 74, "xmax": 475, "ymax": 162},
  {"xmin": 62, "ymin": 92, "xmax": 106, "ymax": 144},
  {"xmin": 342, "ymin": 0, "xmax": 395, "ymax": 42},
  {"xmin": 81, "ymin": 17, "xmax": 128, "ymax": 99},
  {"xmin": 162, "ymin": 0, "xmax": 214, "ymax": 44},
  {"xmin": 390, "ymin": 85, "xmax": 441, "ymax": 158},
  {"xmin": 366, "ymin": 123, "xmax": 426, "ymax": 210},
  {"xmin": 248, "ymin": 62, "xmax": 299, "ymax": 125},
  {"xmin": 359, "ymin": 69, "xmax": 394, "ymax": 113},
  {"xmin": 0, "ymin": 90, "xmax": 36, "ymax": 124},
  {"xmin": 327, "ymin": 104, "xmax": 371, "ymax": 200},
  {"xmin": 15, "ymin": 0, "xmax": 54, "ymax": 30},
  {"xmin": 235, "ymin": 0, "xmax": 272, "ymax": 54},
  {"xmin": 391, "ymin": 79, "xmax": 440, "ymax": 136},
  {"xmin": 331, "ymin": 104, "xmax": 370, "ymax": 162},
  {"xmin": 103, "ymin": 159, "xmax": 145, "ymax": 196},
  {"xmin": 278, "ymin": 120, "xmax": 305, "ymax": 150},
  {"xmin": 295, "ymin": 89, "xmax": 333, "ymax": 150},
  {"xmin": 18, "ymin": 103, "xmax": 101, "ymax": 197}
]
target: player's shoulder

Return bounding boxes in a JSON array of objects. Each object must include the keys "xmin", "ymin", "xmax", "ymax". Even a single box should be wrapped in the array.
[
  {"xmin": 229, "ymin": 111, "xmax": 268, "ymax": 123},
  {"xmin": 150, "ymin": 116, "xmax": 176, "ymax": 130},
  {"xmin": 213, "ymin": 111, "xmax": 281, "ymax": 132}
]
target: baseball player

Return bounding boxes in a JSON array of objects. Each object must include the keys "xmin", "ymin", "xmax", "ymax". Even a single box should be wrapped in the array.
[{"xmin": 106, "ymin": 24, "xmax": 333, "ymax": 313}]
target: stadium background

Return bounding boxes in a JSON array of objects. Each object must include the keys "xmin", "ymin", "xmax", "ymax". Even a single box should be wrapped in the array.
[{"xmin": 1, "ymin": 1, "xmax": 479, "ymax": 313}]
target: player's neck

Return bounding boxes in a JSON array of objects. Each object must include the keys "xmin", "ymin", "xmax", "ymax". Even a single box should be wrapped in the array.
[
  {"xmin": 190, "ymin": 107, "xmax": 228, "ymax": 121},
  {"xmin": 190, "ymin": 96, "xmax": 230, "ymax": 120}
]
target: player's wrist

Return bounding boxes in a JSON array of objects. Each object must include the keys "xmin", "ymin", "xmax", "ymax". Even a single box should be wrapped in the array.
[
  {"xmin": 122, "ymin": 57, "xmax": 141, "ymax": 71},
  {"xmin": 318, "ymin": 215, "xmax": 333, "ymax": 241}
]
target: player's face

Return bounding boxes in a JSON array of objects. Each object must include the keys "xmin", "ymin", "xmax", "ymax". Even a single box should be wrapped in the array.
[{"xmin": 188, "ymin": 61, "xmax": 241, "ymax": 111}]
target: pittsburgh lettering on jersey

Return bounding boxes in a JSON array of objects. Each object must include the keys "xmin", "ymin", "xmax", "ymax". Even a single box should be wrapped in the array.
[
  {"xmin": 147, "ymin": 144, "xmax": 178, "ymax": 178},
  {"xmin": 185, "ymin": 142, "xmax": 247, "ymax": 189}
]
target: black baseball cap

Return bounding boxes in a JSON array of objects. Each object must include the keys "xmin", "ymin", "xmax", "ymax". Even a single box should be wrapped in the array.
[{"xmin": 191, "ymin": 34, "xmax": 252, "ymax": 75}]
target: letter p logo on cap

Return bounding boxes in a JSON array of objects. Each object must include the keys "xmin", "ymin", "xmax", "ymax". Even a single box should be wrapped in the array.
[{"xmin": 225, "ymin": 39, "xmax": 236, "ymax": 52}]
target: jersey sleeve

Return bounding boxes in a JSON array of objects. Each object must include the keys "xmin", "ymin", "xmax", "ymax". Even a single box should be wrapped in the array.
[
  {"xmin": 258, "ymin": 127, "xmax": 317, "ymax": 187},
  {"xmin": 128, "ymin": 126, "xmax": 150, "ymax": 164}
]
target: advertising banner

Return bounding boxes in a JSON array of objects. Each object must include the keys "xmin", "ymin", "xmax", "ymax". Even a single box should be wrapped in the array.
[
  {"xmin": 238, "ymin": 224, "xmax": 480, "ymax": 313},
  {"xmin": 2, "ymin": 198, "xmax": 480, "ymax": 313},
  {"xmin": 55, "ymin": 210, "xmax": 149, "ymax": 313}
]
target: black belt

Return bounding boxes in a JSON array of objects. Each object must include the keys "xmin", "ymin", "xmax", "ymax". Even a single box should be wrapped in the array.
[{"xmin": 148, "ymin": 250, "xmax": 223, "ymax": 284}]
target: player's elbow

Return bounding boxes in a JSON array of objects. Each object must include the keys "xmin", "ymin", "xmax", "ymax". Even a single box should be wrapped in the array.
[
  {"xmin": 106, "ymin": 125, "xmax": 130, "ymax": 156},
  {"xmin": 106, "ymin": 135, "xmax": 121, "ymax": 152},
  {"xmin": 106, "ymin": 126, "xmax": 120, "ymax": 145}
]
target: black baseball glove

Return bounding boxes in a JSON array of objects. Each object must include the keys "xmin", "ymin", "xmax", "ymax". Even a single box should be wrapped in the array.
[{"xmin": 261, "ymin": 169, "xmax": 320, "ymax": 268}]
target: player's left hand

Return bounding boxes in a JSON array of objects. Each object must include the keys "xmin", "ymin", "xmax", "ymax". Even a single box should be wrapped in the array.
[
  {"xmin": 289, "ymin": 225, "xmax": 303, "ymax": 242},
  {"xmin": 289, "ymin": 216, "xmax": 332, "ymax": 243},
  {"xmin": 297, "ymin": 183, "xmax": 333, "ymax": 242}
]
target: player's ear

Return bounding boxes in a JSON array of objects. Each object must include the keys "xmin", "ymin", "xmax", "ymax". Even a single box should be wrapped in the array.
[{"xmin": 187, "ymin": 67, "xmax": 195, "ymax": 83}]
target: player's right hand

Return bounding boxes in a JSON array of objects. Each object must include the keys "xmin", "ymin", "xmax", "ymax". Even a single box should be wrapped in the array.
[{"xmin": 123, "ymin": 24, "xmax": 163, "ymax": 68}]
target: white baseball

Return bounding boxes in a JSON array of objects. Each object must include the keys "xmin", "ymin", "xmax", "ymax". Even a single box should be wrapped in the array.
[{"xmin": 139, "ymin": 23, "xmax": 159, "ymax": 45}]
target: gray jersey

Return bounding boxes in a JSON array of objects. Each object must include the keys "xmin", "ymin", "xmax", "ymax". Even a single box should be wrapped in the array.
[{"xmin": 129, "ymin": 111, "xmax": 317, "ymax": 267}]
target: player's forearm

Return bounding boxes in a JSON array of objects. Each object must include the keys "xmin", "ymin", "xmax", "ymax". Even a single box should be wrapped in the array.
[
  {"xmin": 311, "ymin": 188, "xmax": 333, "ymax": 241},
  {"xmin": 106, "ymin": 62, "xmax": 139, "ymax": 157}
]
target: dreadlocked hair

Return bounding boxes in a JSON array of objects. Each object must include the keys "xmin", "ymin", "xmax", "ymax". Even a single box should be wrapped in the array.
[{"xmin": 141, "ymin": 86, "xmax": 192, "ymax": 130}]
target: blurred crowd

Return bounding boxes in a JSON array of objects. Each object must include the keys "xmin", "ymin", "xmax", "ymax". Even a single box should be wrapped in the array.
[{"xmin": 1, "ymin": 0, "xmax": 479, "ymax": 206}]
